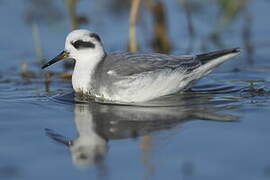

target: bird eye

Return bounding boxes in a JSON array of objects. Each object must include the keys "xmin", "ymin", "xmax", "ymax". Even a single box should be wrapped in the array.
[
  {"xmin": 71, "ymin": 40, "xmax": 95, "ymax": 49},
  {"xmin": 89, "ymin": 33, "xmax": 101, "ymax": 42}
]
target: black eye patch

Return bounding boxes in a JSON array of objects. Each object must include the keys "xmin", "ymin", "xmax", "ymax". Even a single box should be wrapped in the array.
[
  {"xmin": 71, "ymin": 40, "xmax": 95, "ymax": 49},
  {"xmin": 90, "ymin": 33, "xmax": 101, "ymax": 42}
]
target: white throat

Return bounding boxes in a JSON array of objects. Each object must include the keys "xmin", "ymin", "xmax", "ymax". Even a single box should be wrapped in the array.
[{"xmin": 72, "ymin": 52, "xmax": 104, "ymax": 94}]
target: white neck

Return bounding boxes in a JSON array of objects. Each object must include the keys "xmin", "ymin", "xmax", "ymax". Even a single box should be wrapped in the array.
[{"xmin": 72, "ymin": 52, "xmax": 104, "ymax": 94}]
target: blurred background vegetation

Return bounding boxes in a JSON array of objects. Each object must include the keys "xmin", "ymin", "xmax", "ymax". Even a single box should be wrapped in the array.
[{"xmin": 0, "ymin": 0, "xmax": 269, "ymax": 89}]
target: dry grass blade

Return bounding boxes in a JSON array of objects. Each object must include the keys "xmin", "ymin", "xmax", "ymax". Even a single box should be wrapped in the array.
[
  {"xmin": 57, "ymin": 72, "xmax": 73, "ymax": 81},
  {"xmin": 32, "ymin": 23, "xmax": 45, "ymax": 65},
  {"xmin": 150, "ymin": 1, "xmax": 171, "ymax": 53},
  {"xmin": 65, "ymin": 0, "xmax": 78, "ymax": 30},
  {"xmin": 179, "ymin": 0, "xmax": 195, "ymax": 37},
  {"xmin": 128, "ymin": 0, "xmax": 141, "ymax": 52},
  {"xmin": 20, "ymin": 62, "xmax": 36, "ymax": 79}
]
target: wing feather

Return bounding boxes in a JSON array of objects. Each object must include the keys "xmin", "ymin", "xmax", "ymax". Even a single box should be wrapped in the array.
[{"xmin": 104, "ymin": 52, "xmax": 201, "ymax": 77}]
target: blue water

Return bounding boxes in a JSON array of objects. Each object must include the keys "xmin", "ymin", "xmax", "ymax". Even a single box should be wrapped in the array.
[{"xmin": 1, "ymin": 0, "xmax": 270, "ymax": 179}]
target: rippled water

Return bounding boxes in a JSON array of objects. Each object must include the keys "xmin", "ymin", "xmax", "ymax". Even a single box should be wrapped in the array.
[{"xmin": 1, "ymin": 0, "xmax": 270, "ymax": 180}]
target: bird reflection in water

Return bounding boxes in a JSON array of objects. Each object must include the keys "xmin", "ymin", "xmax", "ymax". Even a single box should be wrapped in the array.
[{"xmin": 46, "ymin": 92, "xmax": 238, "ymax": 168}]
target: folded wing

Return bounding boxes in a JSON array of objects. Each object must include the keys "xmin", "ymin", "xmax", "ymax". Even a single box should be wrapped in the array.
[{"xmin": 105, "ymin": 52, "xmax": 201, "ymax": 77}]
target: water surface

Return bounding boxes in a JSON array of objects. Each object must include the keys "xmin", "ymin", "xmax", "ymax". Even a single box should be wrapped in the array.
[{"xmin": 1, "ymin": 0, "xmax": 270, "ymax": 179}]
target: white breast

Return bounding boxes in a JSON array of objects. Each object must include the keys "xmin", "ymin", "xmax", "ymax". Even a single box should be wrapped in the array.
[
  {"xmin": 72, "ymin": 52, "xmax": 105, "ymax": 94},
  {"xmin": 72, "ymin": 63, "xmax": 91, "ymax": 94}
]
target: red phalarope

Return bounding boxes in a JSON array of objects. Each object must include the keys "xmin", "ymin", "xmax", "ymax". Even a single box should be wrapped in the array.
[{"xmin": 42, "ymin": 29, "xmax": 240, "ymax": 103}]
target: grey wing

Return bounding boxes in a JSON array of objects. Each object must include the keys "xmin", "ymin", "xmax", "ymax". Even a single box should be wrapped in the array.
[{"xmin": 105, "ymin": 52, "xmax": 201, "ymax": 76}]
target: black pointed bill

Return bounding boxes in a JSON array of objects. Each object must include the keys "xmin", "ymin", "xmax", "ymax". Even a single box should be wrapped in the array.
[{"xmin": 41, "ymin": 50, "xmax": 69, "ymax": 69}]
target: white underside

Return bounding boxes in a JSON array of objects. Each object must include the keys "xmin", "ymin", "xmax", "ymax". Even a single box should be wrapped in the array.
[{"xmin": 100, "ymin": 70, "xmax": 190, "ymax": 102}]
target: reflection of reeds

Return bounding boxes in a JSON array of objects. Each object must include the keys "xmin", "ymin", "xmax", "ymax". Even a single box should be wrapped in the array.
[
  {"xmin": 241, "ymin": 80, "xmax": 268, "ymax": 97},
  {"xmin": 140, "ymin": 135, "xmax": 154, "ymax": 178},
  {"xmin": 128, "ymin": 0, "xmax": 141, "ymax": 52},
  {"xmin": 45, "ymin": 71, "xmax": 53, "ymax": 94},
  {"xmin": 57, "ymin": 72, "xmax": 73, "ymax": 81}
]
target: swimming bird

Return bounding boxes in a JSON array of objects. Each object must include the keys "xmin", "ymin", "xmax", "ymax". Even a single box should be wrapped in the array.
[{"xmin": 42, "ymin": 29, "xmax": 240, "ymax": 102}]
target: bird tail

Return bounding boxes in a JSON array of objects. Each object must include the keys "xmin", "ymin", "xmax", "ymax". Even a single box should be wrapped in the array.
[
  {"xmin": 197, "ymin": 48, "xmax": 240, "ymax": 65},
  {"xmin": 188, "ymin": 48, "xmax": 240, "ymax": 82}
]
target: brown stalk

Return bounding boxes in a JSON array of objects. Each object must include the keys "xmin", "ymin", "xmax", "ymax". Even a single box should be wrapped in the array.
[
  {"xmin": 65, "ymin": 0, "xmax": 78, "ymax": 30},
  {"xmin": 147, "ymin": 0, "xmax": 171, "ymax": 53},
  {"xmin": 128, "ymin": 0, "xmax": 141, "ymax": 52}
]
